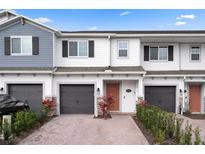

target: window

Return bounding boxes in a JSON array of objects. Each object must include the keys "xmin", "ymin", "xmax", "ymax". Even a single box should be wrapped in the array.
[
  {"xmin": 11, "ymin": 36, "xmax": 32, "ymax": 55},
  {"xmin": 190, "ymin": 46, "xmax": 201, "ymax": 61},
  {"xmin": 118, "ymin": 40, "xmax": 128, "ymax": 57},
  {"xmin": 69, "ymin": 40, "xmax": 88, "ymax": 57},
  {"xmin": 149, "ymin": 46, "xmax": 168, "ymax": 61}
]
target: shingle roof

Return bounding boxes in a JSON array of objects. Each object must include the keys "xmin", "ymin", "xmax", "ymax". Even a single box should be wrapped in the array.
[
  {"xmin": 56, "ymin": 66, "xmax": 145, "ymax": 73},
  {"xmin": 0, "ymin": 67, "xmax": 54, "ymax": 72},
  {"xmin": 61, "ymin": 30, "xmax": 205, "ymax": 34},
  {"xmin": 147, "ymin": 70, "xmax": 205, "ymax": 75}
]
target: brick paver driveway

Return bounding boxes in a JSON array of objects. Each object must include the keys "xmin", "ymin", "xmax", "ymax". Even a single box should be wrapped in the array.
[{"xmin": 19, "ymin": 115, "xmax": 148, "ymax": 145}]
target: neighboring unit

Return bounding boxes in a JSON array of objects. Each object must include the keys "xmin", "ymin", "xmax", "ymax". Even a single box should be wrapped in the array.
[{"xmin": 0, "ymin": 10, "xmax": 204, "ymax": 116}]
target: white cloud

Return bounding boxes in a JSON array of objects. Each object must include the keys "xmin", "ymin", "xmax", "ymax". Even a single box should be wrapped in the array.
[
  {"xmin": 176, "ymin": 14, "xmax": 195, "ymax": 20},
  {"xmin": 34, "ymin": 17, "xmax": 53, "ymax": 23},
  {"xmin": 89, "ymin": 26, "xmax": 98, "ymax": 30},
  {"xmin": 175, "ymin": 21, "xmax": 186, "ymax": 26},
  {"xmin": 120, "ymin": 11, "xmax": 131, "ymax": 16}
]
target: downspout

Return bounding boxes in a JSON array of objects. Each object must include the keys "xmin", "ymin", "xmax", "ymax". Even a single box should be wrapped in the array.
[
  {"xmin": 179, "ymin": 43, "xmax": 181, "ymax": 70},
  {"xmin": 181, "ymin": 76, "xmax": 186, "ymax": 115},
  {"xmin": 108, "ymin": 35, "xmax": 111, "ymax": 67}
]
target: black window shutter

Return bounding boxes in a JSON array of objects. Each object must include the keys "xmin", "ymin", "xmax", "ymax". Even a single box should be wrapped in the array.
[
  {"xmin": 144, "ymin": 46, "xmax": 149, "ymax": 61},
  {"xmin": 62, "ymin": 40, "xmax": 68, "ymax": 57},
  {"xmin": 32, "ymin": 37, "xmax": 39, "ymax": 55},
  {"xmin": 89, "ymin": 40, "xmax": 94, "ymax": 57},
  {"xmin": 4, "ymin": 37, "xmax": 10, "ymax": 55},
  {"xmin": 168, "ymin": 45, "xmax": 174, "ymax": 61}
]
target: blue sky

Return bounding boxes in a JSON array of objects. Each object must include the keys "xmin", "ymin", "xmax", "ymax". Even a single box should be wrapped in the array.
[{"xmin": 12, "ymin": 9, "xmax": 205, "ymax": 31}]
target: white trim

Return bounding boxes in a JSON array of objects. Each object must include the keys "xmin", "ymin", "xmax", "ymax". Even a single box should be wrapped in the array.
[
  {"xmin": 68, "ymin": 40, "xmax": 89, "ymax": 58},
  {"xmin": 117, "ymin": 40, "xmax": 129, "ymax": 58},
  {"xmin": 144, "ymin": 83, "xmax": 179, "ymax": 114},
  {"xmin": 149, "ymin": 45, "xmax": 168, "ymax": 61},
  {"xmin": 190, "ymin": 45, "xmax": 201, "ymax": 62},
  {"xmin": 5, "ymin": 81, "xmax": 45, "ymax": 100},
  {"xmin": 10, "ymin": 36, "xmax": 32, "ymax": 56}
]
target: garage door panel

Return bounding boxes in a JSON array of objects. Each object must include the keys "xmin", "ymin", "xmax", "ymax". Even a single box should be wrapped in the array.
[
  {"xmin": 60, "ymin": 84, "xmax": 94, "ymax": 114},
  {"xmin": 145, "ymin": 86, "xmax": 176, "ymax": 112},
  {"xmin": 8, "ymin": 84, "xmax": 42, "ymax": 113}
]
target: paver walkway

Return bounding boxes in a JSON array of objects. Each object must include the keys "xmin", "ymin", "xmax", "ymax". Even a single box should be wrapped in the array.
[{"xmin": 19, "ymin": 115, "xmax": 148, "ymax": 145}]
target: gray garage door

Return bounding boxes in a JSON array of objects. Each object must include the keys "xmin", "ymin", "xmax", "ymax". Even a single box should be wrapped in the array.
[
  {"xmin": 145, "ymin": 86, "xmax": 176, "ymax": 112},
  {"xmin": 60, "ymin": 84, "xmax": 94, "ymax": 114},
  {"xmin": 8, "ymin": 84, "xmax": 43, "ymax": 113}
]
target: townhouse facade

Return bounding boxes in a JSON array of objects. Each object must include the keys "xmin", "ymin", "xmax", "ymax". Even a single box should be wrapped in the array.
[{"xmin": 0, "ymin": 10, "xmax": 205, "ymax": 116}]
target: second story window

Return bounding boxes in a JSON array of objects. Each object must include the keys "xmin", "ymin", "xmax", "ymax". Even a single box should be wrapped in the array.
[
  {"xmin": 190, "ymin": 46, "xmax": 201, "ymax": 61},
  {"xmin": 118, "ymin": 40, "xmax": 128, "ymax": 57},
  {"xmin": 11, "ymin": 36, "xmax": 32, "ymax": 55},
  {"xmin": 149, "ymin": 46, "xmax": 168, "ymax": 61},
  {"xmin": 69, "ymin": 40, "xmax": 88, "ymax": 57}
]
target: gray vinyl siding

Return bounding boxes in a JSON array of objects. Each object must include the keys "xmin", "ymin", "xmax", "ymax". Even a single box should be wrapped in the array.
[{"xmin": 0, "ymin": 21, "xmax": 53, "ymax": 67}]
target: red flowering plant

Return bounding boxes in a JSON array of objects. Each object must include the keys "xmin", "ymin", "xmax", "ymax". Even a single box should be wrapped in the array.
[
  {"xmin": 98, "ymin": 94, "xmax": 115, "ymax": 120},
  {"xmin": 42, "ymin": 97, "xmax": 56, "ymax": 117}
]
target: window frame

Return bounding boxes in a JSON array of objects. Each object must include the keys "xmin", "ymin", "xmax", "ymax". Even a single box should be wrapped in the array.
[
  {"xmin": 10, "ymin": 36, "xmax": 32, "ymax": 56},
  {"xmin": 68, "ymin": 40, "xmax": 89, "ymax": 58},
  {"xmin": 149, "ymin": 45, "xmax": 168, "ymax": 61},
  {"xmin": 190, "ymin": 45, "xmax": 201, "ymax": 62},
  {"xmin": 117, "ymin": 40, "xmax": 129, "ymax": 58}
]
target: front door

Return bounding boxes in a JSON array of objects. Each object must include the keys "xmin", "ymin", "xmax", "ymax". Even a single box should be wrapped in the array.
[
  {"xmin": 106, "ymin": 83, "xmax": 119, "ymax": 111},
  {"xmin": 189, "ymin": 84, "xmax": 201, "ymax": 113},
  {"xmin": 122, "ymin": 81, "xmax": 136, "ymax": 112}
]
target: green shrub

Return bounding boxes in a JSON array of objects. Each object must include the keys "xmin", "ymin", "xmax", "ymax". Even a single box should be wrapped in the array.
[
  {"xmin": 0, "ymin": 118, "xmax": 2, "ymax": 134},
  {"xmin": 194, "ymin": 127, "xmax": 202, "ymax": 145},
  {"xmin": 184, "ymin": 121, "xmax": 192, "ymax": 145},
  {"xmin": 12, "ymin": 110, "xmax": 38, "ymax": 135},
  {"xmin": 166, "ymin": 113, "xmax": 176, "ymax": 138},
  {"xmin": 175, "ymin": 118, "xmax": 183, "ymax": 143},
  {"xmin": 40, "ymin": 105, "xmax": 49, "ymax": 122},
  {"xmin": 2, "ymin": 119, "xmax": 11, "ymax": 141}
]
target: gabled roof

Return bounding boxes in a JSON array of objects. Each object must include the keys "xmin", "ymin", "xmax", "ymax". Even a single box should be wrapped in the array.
[
  {"xmin": 0, "ymin": 9, "xmax": 19, "ymax": 17},
  {"xmin": 0, "ymin": 10, "xmax": 59, "ymax": 33}
]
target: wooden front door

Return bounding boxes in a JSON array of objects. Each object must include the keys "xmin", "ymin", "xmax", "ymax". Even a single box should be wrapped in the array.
[
  {"xmin": 106, "ymin": 83, "xmax": 119, "ymax": 111},
  {"xmin": 189, "ymin": 84, "xmax": 201, "ymax": 113}
]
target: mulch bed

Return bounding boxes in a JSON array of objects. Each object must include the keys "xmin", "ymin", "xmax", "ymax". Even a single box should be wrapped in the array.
[
  {"xmin": 183, "ymin": 114, "xmax": 205, "ymax": 119},
  {"xmin": 0, "ymin": 116, "xmax": 56, "ymax": 145},
  {"xmin": 94, "ymin": 114, "xmax": 112, "ymax": 119},
  {"xmin": 132, "ymin": 116, "xmax": 176, "ymax": 145}
]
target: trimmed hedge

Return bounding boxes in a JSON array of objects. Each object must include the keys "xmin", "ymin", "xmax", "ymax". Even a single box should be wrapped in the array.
[{"xmin": 136, "ymin": 104, "xmax": 204, "ymax": 144}]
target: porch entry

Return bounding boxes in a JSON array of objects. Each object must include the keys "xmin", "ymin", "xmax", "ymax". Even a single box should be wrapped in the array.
[
  {"xmin": 106, "ymin": 83, "xmax": 120, "ymax": 111},
  {"xmin": 189, "ymin": 84, "xmax": 201, "ymax": 113}
]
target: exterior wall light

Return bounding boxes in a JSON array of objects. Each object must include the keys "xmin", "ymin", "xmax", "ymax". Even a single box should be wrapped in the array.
[{"xmin": 97, "ymin": 88, "xmax": 100, "ymax": 95}]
